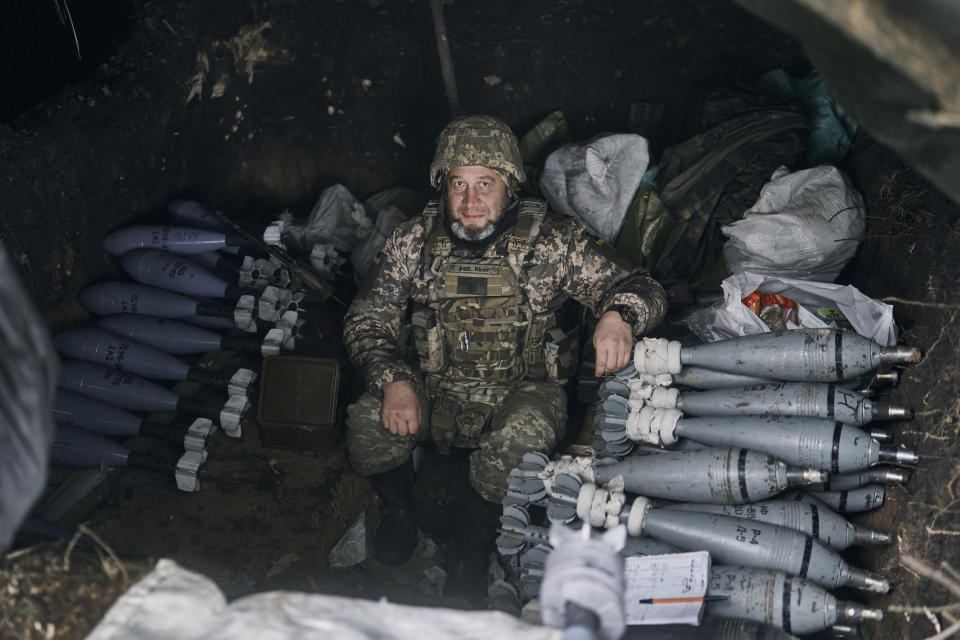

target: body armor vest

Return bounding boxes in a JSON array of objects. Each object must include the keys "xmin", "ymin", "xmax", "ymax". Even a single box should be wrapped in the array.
[
  {"xmin": 411, "ymin": 200, "xmax": 575, "ymax": 393},
  {"xmin": 410, "ymin": 199, "xmax": 579, "ymax": 450}
]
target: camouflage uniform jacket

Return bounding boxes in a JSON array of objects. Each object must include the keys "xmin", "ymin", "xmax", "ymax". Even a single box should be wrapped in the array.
[{"xmin": 343, "ymin": 200, "xmax": 668, "ymax": 400}]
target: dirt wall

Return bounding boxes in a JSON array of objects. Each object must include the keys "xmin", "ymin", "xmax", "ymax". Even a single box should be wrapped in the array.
[{"xmin": 1, "ymin": 1, "xmax": 958, "ymax": 638}]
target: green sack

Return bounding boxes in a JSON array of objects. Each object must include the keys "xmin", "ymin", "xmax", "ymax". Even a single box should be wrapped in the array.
[
  {"xmin": 615, "ymin": 183, "xmax": 674, "ymax": 270},
  {"xmin": 518, "ymin": 111, "xmax": 571, "ymax": 197},
  {"xmin": 760, "ymin": 69, "xmax": 858, "ymax": 166}
]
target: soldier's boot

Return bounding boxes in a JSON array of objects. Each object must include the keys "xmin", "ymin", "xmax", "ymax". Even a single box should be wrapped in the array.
[
  {"xmin": 442, "ymin": 488, "xmax": 501, "ymax": 604},
  {"xmin": 368, "ymin": 458, "xmax": 418, "ymax": 565}
]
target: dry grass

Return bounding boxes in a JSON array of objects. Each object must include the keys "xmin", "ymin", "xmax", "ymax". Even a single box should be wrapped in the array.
[{"xmin": 0, "ymin": 527, "xmax": 151, "ymax": 640}]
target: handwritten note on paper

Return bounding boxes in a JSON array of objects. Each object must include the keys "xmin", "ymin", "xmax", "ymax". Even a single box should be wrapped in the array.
[{"xmin": 623, "ymin": 551, "xmax": 711, "ymax": 625}]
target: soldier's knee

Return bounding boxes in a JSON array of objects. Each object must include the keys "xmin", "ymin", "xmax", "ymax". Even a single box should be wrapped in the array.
[
  {"xmin": 494, "ymin": 409, "xmax": 562, "ymax": 455},
  {"xmin": 345, "ymin": 394, "xmax": 413, "ymax": 476},
  {"xmin": 468, "ymin": 451, "xmax": 507, "ymax": 503}
]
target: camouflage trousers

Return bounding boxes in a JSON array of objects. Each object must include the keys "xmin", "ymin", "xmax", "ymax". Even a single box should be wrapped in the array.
[{"xmin": 345, "ymin": 380, "xmax": 567, "ymax": 503}]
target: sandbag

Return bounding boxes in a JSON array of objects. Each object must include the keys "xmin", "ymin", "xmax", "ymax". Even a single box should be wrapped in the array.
[
  {"xmin": 280, "ymin": 184, "xmax": 372, "ymax": 254},
  {"xmin": 350, "ymin": 186, "xmax": 423, "ymax": 282},
  {"xmin": 0, "ymin": 245, "xmax": 58, "ymax": 551},
  {"xmin": 86, "ymin": 559, "xmax": 562, "ymax": 640},
  {"xmin": 539, "ymin": 133, "xmax": 649, "ymax": 243},
  {"xmin": 721, "ymin": 165, "xmax": 866, "ymax": 282},
  {"xmin": 351, "ymin": 205, "xmax": 408, "ymax": 282}
]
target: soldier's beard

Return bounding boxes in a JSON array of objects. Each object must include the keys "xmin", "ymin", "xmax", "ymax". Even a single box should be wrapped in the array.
[{"xmin": 449, "ymin": 198, "xmax": 509, "ymax": 241}]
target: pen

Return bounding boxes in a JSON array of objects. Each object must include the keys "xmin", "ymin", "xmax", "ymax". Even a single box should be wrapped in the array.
[{"xmin": 637, "ymin": 595, "xmax": 729, "ymax": 604}]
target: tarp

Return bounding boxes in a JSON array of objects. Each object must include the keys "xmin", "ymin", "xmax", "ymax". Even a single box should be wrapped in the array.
[
  {"xmin": 85, "ymin": 559, "xmax": 562, "ymax": 640},
  {"xmin": 0, "ymin": 244, "xmax": 58, "ymax": 551}
]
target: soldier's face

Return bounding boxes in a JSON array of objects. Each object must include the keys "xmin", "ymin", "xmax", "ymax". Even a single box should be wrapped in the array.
[{"xmin": 447, "ymin": 166, "xmax": 509, "ymax": 239}]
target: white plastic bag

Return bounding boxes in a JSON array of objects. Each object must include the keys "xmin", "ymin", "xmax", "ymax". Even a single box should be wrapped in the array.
[
  {"xmin": 539, "ymin": 134, "xmax": 649, "ymax": 243},
  {"xmin": 280, "ymin": 184, "xmax": 372, "ymax": 254},
  {"xmin": 686, "ymin": 271, "xmax": 896, "ymax": 346},
  {"xmin": 86, "ymin": 559, "xmax": 561, "ymax": 640},
  {"xmin": 721, "ymin": 165, "xmax": 866, "ymax": 281}
]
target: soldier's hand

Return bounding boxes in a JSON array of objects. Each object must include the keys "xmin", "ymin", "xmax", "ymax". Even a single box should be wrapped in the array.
[
  {"xmin": 593, "ymin": 311, "xmax": 634, "ymax": 376},
  {"xmin": 382, "ymin": 380, "xmax": 421, "ymax": 436}
]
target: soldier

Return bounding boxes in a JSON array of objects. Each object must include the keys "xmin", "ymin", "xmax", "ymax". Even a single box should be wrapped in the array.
[{"xmin": 343, "ymin": 114, "xmax": 667, "ymax": 600}]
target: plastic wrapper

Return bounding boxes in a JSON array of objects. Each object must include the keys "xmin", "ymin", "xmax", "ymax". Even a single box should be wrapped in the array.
[
  {"xmin": 741, "ymin": 291, "xmax": 798, "ymax": 331},
  {"xmin": 686, "ymin": 271, "xmax": 896, "ymax": 346}
]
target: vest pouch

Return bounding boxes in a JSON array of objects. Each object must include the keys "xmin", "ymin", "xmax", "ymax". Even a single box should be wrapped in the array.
[
  {"xmin": 411, "ymin": 308, "xmax": 445, "ymax": 373},
  {"xmin": 438, "ymin": 296, "xmax": 524, "ymax": 383},
  {"xmin": 428, "ymin": 392, "xmax": 493, "ymax": 452},
  {"xmin": 430, "ymin": 406, "xmax": 458, "ymax": 454},
  {"xmin": 454, "ymin": 402, "xmax": 494, "ymax": 448},
  {"xmin": 543, "ymin": 326, "xmax": 580, "ymax": 383}
]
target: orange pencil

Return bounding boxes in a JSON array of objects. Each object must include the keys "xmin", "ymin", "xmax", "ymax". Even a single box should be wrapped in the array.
[{"xmin": 637, "ymin": 595, "xmax": 728, "ymax": 604}]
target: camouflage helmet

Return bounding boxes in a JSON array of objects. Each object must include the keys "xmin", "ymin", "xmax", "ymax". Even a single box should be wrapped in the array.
[{"xmin": 429, "ymin": 115, "xmax": 526, "ymax": 192}]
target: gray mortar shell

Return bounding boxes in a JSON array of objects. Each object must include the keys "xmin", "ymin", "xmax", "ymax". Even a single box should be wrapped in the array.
[
  {"xmin": 621, "ymin": 616, "xmax": 796, "ymax": 640},
  {"xmin": 96, "ymin": 315, "xmax": 226, "ymax": 355},
  {"xmin": 184, "ymin": 315, "xmax": 237, "ymax": 329},
  {"xmin": 673, "ymin": 382, "xmax": 909, "ymax": 425},
  {"xmin": 59, "ymin": 359, "xmax": 184, "ymax": 413},
  {"xmin": 53, "ymin": 389, "xmax": 201, "ymax": 451},
  {"xmin": 829, "ymin": 624, "xmax": 860, "ymax": 638},
  {"xmin": 707, "ymin": 566, "xmax": 882, "ymax": 635},
  {"xmin": 806, "ymin": 485, "xmax": 886, "ymax": 514},
  {"xmin": 673, "ymin": 365, "xmax": 900, "ymax": 393},
  {"xmin": 56, "ymin": 328, "xmax": 191, "ymax": 381},
  {"xmin": 168, "ymin": 199, "xmax": 230, "ymax": 232},
  {"xmin": 672, "ymin": 366, "xmax": 774, "ymax": 389},
  {"xmin": 591, "ymin": 446, "xmax": 811, "ymax": 504},
  {"xmin": 805, "ymin": 467, "xmax": 910, "ymax": 492},
  {"xmin": 623, "ymin": 535, "xmax": 680, "ymax": 556},
  {"xmin": 58, "ymin": 360, "xmax": 226, "ymax": 422},
  {"xmin": 103, "ymin": 224, "xmax": 235, "ymax": 256},
  {"xmin": 813, "ymin": 468, "xmax": 911, "ymax": 491},
  {"xmin": 52, "ymin": 422, "xmax": 131, "ymax": 467},
  {"xmin": 54, "ymin": 327, "xmax": 238, "ymax": 391},
  {"xmin": 777, "ymin": 491, "xmax": 892, "ymax": 546},
  {"xmin": 120, "ymin": 249, "xmax": 235, "ymax": 299},
  {"xmin": 661, "ymin": 500, "xmax": 863, "ymax": 551},
  {"xmin": 186, "ymin": 250, "xmax": 242, "ymax": 274},
  {"xmin": 78, "ymin": 282, "xmax": 236, "ymax": 321},
  {"xmin": 672, "ymin": 415, "xmax": 881, "ymax": 473},
  {"xmin": 679, "ymin": 328, "xmax": 919, "ymax": 381},
  {"xmin": 641, "ymin": 509, "xmax": 887, "ymax": 592}
]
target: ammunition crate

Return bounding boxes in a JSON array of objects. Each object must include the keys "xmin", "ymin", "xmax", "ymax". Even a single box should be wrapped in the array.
[{"xmin": 257, "ymin": 356, "xmax": 341, "ymax": 449}]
